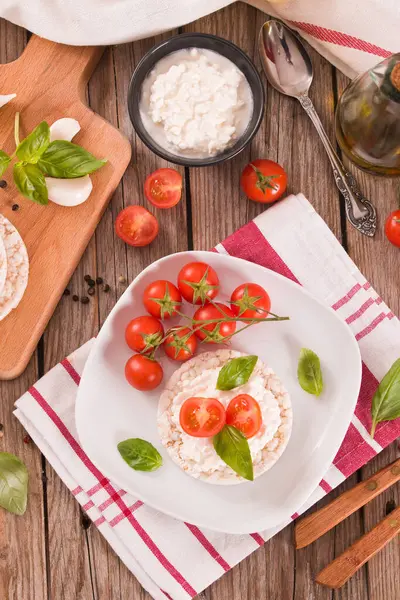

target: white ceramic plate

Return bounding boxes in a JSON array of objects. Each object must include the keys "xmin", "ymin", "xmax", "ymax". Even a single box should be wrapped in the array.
[{"xmin": 75, "ymin": 251, "xmax": 361, "ymax": 534}]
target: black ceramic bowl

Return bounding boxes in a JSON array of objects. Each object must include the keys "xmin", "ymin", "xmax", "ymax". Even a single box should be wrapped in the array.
[{"xmin": 128, "ymin": 33, "xmax": 265, "ymax": 167}]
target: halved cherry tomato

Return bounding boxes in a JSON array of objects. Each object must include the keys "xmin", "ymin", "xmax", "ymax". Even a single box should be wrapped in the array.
[
  {"xmin": 144, "ymin": 168, "xmax": 183, "ymax": 209},
  {"xmin": 163, "ymin": 326, "xmax": 197, "ymax": 361},
  {"xmin": 125, "ymin": 354, "xmax": 163, "ymax": 391},
  {"xmin": 143, "ymin": 280, "xmax": 182, "ymax": 320},
  {"xmin": 230, "ymin": 283, "xmax": 271, "ymax": 319},
  {"xmin": 115, "ymin": 205, "xmax": 159, "ymax": 247},
  {"xmin": 385, "ymin": 209, "xmax": 400, "ymax": 247},
  {"xmin": 193, "ymin": 303, "xmax": 236, "ymax": 343},
  {"xmin": 177, "ymin": 262, "xmax": 220, "ymax": 305},
  {"xmin": 226, "ymin": 394, "xmax": 262, "ymax": 438},
  {"xmin": 125, "ymin": 315, "xmax": 164, "ymax": 354},
  {"xmin": 180, "ymin": 397, "xmax": 226, "ymax": 437},
  {"xmin": 240, "ymin": 159, "xmax": 287, "ymax": 203}
]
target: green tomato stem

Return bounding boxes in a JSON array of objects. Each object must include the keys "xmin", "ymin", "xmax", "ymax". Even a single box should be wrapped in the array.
[{"xmin": 370, "ymin": 420, "xmax": 377, "ymax": 439}]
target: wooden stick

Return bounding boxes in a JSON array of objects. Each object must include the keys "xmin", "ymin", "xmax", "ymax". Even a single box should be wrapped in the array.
[
  {"xmin": 316, "ymin": 506, "xmax": 400, "ymax": 589},
  {"xmin": 295, "ymin": 458, "xmax": 400, "ymax": 549}
]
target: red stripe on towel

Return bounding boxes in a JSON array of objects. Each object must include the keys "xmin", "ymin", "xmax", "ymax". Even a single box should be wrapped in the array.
[{"xmin": 185, "ymin": 523, "xmax": 231, "ymax": 572}]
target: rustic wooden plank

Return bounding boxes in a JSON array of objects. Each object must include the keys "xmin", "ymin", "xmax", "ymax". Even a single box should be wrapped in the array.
[
  {"xmin": 336, "ymin": 70, "xmax": 400, "ymax": 600},
  {"xmin": 0, "ymin": 20, "xmax": 48, "ymax": 600}
]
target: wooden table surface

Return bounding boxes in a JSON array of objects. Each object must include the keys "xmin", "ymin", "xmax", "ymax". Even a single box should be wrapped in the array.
[{"xmin": 1, "ymin": 4, "xmax": 399, "ymax": 599}]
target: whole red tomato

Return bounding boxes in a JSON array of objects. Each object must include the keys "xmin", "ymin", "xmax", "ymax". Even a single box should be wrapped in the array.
[
  {"xmin": 177, "ymin": 262, "xmax": 220, "ymax": 305},
  {"xmin": 125, "ymin": 315, "xmax": 164, "ymax": 354},
  {"xmin": 193, "ymin": 303, "xmax": 236, "ymax": 343},
  {"xmin": 125, "ymin": 354, "xmax": 163, "ymax": 391},
  {"xmin": 143, "ymin": 280, "xmax": 182, "ymax": 319},
  {"xmin": 385, "ymin": 209, "xmax": 400, "ymax": 247},
  {"xmin": 230, "ymin": 283, "xmax": 271, "ymax": 319},
  {"xmin": 240, "ymin": 159, "xmax": 287, "ymax": 203},
  {"xmin": 163, "ymin": 326, "xmax": 197, "ymax": 361}
]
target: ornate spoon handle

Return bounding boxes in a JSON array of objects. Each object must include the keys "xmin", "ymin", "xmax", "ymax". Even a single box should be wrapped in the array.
[{"xmin": 298, "ymin": 94, "xmax": 377, "ymax": 237}]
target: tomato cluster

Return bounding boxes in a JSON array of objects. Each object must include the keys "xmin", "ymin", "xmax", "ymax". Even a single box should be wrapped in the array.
[{"xmin": 123, "ymin": 260, "xmax": 271, "ymax": 392}]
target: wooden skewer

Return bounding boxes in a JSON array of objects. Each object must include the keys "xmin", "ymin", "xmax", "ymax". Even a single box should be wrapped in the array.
[
  {"xmin": 315, "ymin": 506, "xmax": 400, "ymax": 589},
  {"xmin": 295, "ymin": 458, "xmax": 400, "ymax": 549}
]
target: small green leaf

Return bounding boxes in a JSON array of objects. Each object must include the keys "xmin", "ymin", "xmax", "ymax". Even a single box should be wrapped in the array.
[
  {"xmin": 216, "ymin": 355, "xmax": 258, "ymax": 391},
  {"xmin": 14, "ymin": 162, "xmax": 48, "ymax": 205},
  {"xmin": 16, "ymin": 121, "xmax": 50, "ymax": 163},
  {"xmin": 0, "ymin": 452, "xmax": 29, "ymax": 515},
  {"xmin": 38, "ymin": 140, "xmax": 106, "ymax": 179},
  {"xmin": 0, "ymin": 150, "xmax": 11, "ymax": 177},
  {"xmin": 297, "ymin": 348, "xmax": 323, "ymax": 396},
  {"xmin": 118, "ymin": 438, "xmax": 163, "ymax": 472},
  {"xmin": 371, "ymin": 358, "xmax": 400, "ymax": 438},
  {"xmin": 213, "ymin": 425, "xmax": 253, "ymax": 481}
]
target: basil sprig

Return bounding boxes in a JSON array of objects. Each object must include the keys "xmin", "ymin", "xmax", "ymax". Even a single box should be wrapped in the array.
[
  {"xmin": 0, "ymin": 452, "xmax": 29, "ymax": 515},
  {"xmin": 38, "ymin": 140, "xmax": 107, "ymax": 179},
  {"xmin": 213, "ymin": 425, "xmax": 254, "ymax": 481},
  {"xmin": 16, "ymin": 121, "xmax": 50, "ymax": 163},
  {"xmin": 0, "ymin": 112, "xmax": 106, "ymax": 204},
  {"xmin": 0, "ymin": 150, "xmax": 11, "ymax": 177},
  {"xmin": 216, "ymin": 355, "xmax": 258, "ymax": 391},
  {"xmin": 297, "ymin": 348, "xmax": 323, "ymax": 396},
  {"xmin": 370, "ymin": 358, "xmax": 400, "ymax": 438},
  {"xmin": 14, "ymin": 162, "xmax": 48, "ymax": 205},
  {"xmin": 118, "ymin": 438, "xmax": 163, "ymax": 472}
]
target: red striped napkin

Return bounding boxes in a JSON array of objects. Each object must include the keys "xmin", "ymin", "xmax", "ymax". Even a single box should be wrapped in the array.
[{"xmin": 14, "ymin": 194, "xmax": 400, "ymax": 600}]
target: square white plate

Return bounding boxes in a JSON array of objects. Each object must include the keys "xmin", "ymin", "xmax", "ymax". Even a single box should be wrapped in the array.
[{"xmin": 75, "ymin": 251, "xmax": 361, "ymax": 534}]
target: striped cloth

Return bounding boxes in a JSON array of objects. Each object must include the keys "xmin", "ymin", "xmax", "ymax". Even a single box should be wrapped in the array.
[
  {"xmin": 14, "ymin": 194, "xmax": 400, "ymax": 600},
  {"xmin": 2, "ymin": 1, "xmax": 399, "ymax": 78}
]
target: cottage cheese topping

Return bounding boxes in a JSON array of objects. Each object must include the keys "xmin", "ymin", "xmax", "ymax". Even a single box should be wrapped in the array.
[
  {"xmin": 140, "ymin": 48, "xmax": 253, "ymax": 158},
  {"xmin": 158, "ymin": 350, "xmax": 292, "ymax": 484}
]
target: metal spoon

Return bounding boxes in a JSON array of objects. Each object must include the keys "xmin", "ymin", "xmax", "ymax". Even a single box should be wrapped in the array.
[{"xmin": 259, "ymin": 19, "xmax": 377, "ymax": 237}]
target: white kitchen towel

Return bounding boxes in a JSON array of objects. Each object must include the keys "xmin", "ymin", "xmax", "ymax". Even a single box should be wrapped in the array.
[
  {"xmin": 1, "ymin": 1, "xmax": 399, "ymax": 78},
  {"xmin": 14, "ymin": 194, "xmax": 400, "ymax": 600}
]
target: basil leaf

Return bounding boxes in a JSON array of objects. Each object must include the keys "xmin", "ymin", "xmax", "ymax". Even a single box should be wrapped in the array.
[
  {"xmin": 38, "ymin": 140, "xmax": 106, "ymax": 179},
  {"xmin": 0, "ymin": 452, "xmax": 28, "ymax": 515},
  {"xmin": 14, "ymin": 162, "xmax": 48, "ymax": 205},
  {"xmin": 213, "ymin": 425, "xmax": 253, "ymax": 481},
  {"xmin": 0, "ymin": 150, "xmax": 11, "ymax": 177},
  {"xmin": 118, "ymin": 438, "xmax": 163, "ymax": 472},
  {"xmin": 216, "ymin": 355, "xmax": 258, "ymax": 391},
  {"xmin": 297, "ymin": 348, "xmax": 323, "ymax": 396},
  {"xmin": 371, "ymin": 358, "xmax": 400, "ymax": 438},
  {"xmin": 16, "ymin": 121, "xmax": 50, "ymax": 163}
]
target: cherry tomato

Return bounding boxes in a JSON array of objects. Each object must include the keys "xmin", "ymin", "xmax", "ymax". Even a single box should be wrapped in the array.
[
  {"xmin": 230, "ymin": 283, "xmax": 271, "ymax": 319},
  {"xmin": 115, "ymin": 205, "xmax": 159, "ymax": 247},
  {"xmin": 125, "ymin": 315, "xmax": 164, "ymax": 354},
  {"xmin": 226, "ymin": 394, "xmax": 262, "ymax": 439},
  {"xmin": 385, "ymin": 209, "xmax": 400, "ymax": 247},
  {"xmin": 193, "ymin": 303, "xmax": 236, "ymax": 343},
  {"xmin": 177, "ymin": 262, "xmax": 220, "ymax": 305},
  {"xmin": 143, "ymin": 280, "xmax": 182, "ymax": 320},
  {"xmin": 163, "ymin": 326, "xmax": 197, "ymax": 361},
  {"xmin": 125, "ymin": 354, "xmax": 163, "ymax": 391},
  {"xmin": 240, "ymin": 159, "xmax": 287, "ymax": 203},
  {"xmin": 144, "ymin": 168, "xmax": 183, "ymax": 209},
  {"xmin": 179, "ymin": 397, "xmax": 226, "ymax": 437}
]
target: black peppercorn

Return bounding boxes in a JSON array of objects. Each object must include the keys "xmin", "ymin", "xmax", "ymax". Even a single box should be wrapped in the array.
[
  {"xmin": 88, "ymin": 287, "xmax": 95, "ymax": 296},
  {"xmin": 88, "ymin": 278, "xmax": 95, "ymax": 287},
  {"xmin": 0, "ymin": 180, "xmax": 7, "ymax": 189},
  {"xmin": 12, "ymin": 203, "xmax": 19, "ymax": 211},
  {"xmin": 96, "ymin": 277, "xmax": 103, "ymax": 285},
  {"xmin": 103, "ymin": 284, "xmax": 110, "ymax": 292},
  {"xmin": 63, "ymin": 289, "xmax": 71, "ymax": 296},
  {"xmin": 84, "ymin": 275, "xmax": 92, "ymax": 283},
  {"xmin": 72, "ymin": 294, "xmax": 79, "ymax": 302},
  {"xmin": 81, "ymin": 296, "xmax": 90, "ymax": 304}
]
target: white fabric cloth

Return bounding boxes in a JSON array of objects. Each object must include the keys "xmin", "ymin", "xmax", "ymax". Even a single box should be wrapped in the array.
[
  {"xmin": 14, "ymin": 194, "xmax": 400, "ymax": 600},
  {"xmin": 1, "ymin": 1, "xmax": 399, "ymax": 78}
]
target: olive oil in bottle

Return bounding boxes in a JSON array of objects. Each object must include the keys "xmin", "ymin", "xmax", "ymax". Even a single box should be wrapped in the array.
[{"xmin": 335, "ymin": 54, "xmax": 400, "ymax": 176}]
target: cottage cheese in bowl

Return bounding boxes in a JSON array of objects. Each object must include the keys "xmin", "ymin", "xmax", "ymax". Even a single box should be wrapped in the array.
[
  {"xmin": 158, "ymin": 350, "xmax": 292, "ymax": 484},
  {"xmin": 139, "ymin": 48, "xmax": 254, "ymax": 158}
]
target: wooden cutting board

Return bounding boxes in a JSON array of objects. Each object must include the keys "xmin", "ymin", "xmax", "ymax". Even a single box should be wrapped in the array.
[{"xmin": 0, "ymin": 35, "xmax": 131, "ymax": 380}]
